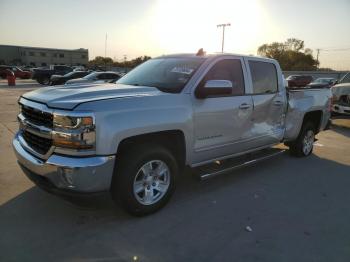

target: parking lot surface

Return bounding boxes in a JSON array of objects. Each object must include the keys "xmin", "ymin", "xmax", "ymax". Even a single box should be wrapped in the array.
[{"xmin": 0, "ymin": 86, "xmax": 350, "ymax": 262}]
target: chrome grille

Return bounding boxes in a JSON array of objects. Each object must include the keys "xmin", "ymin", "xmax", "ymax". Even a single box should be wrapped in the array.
[
  {"xmin": 21, "ymin": 105, "xmax": 53, "ymax": 128},
  {"xmin": 22, "ymin": 130, "xmax": 52, "ymax": 155}
]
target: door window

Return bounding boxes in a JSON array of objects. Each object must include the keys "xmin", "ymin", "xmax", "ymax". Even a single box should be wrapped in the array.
[
  {"xmin": 105, "ymin": 73, "xmax": 118, "ymax": 79},
  {"xmin": 249, "ymin": 61, "xmax": 278, "ymax": 94},
  {"xmin": 200, "ymin": 59, "xmax": 245, "ymax": 96}
]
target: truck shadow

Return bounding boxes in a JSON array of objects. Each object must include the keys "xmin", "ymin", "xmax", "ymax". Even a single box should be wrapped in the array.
[
  {"xmin": 330, "ymin": 119, "xmax": 350, "ymax": 138},
  {"xmin": 1, "ymin": 152, "xmax": 350, "ymax": 261}
]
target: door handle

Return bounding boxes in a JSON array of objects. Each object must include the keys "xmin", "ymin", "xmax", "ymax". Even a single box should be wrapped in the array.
[
  {"xmin": 239, "ymin": 103, "xmax": 251, "ymax": 109},
  {"xmin": 273, "ymin": 101, "xmax": 284, "ymax": 106}
]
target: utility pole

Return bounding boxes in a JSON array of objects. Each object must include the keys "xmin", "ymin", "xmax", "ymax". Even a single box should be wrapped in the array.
[
  {"xmin": 316, "ymin": 48, "xmax": 320, "ymax": 69},
  {"xmin": 105, "ymin": 33, "xmax": 108, "ymax": 58},
  {"xmin": 217, "ymin": 23, "xmax": 231, "ymax": 53}
]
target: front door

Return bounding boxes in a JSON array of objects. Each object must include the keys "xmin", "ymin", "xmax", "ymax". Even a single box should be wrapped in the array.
[{"xmin": 192, "ymin": 57, "xmax": 254, "ymax": 164}]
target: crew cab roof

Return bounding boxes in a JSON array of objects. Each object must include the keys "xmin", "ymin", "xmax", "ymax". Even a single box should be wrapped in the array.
[{"xmin": 156, "ymin": 53, "xmax": 275, "ymax": 62}]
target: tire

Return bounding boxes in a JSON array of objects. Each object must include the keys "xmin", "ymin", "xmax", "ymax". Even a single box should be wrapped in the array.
[
  {"xmin": 42, "ymin": 77, "xmax": 50, "ymax": 85},
  {"xmin": 111, "ymin": 144, "xmax": 178, "ymax": 216},
  {"xmin": 37, "ymin": 77, "xmax": 50, "ymax": 85},
  {"xmin": 289, "ymin": 122, "xmax": 315, "ymax": 157}
]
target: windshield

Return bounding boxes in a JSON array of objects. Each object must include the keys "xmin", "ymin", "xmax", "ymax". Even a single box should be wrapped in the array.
[
  {"xmin": 314, "ymin": 78, "xmax": 332, "ymax": 84},
  {"xmin": 63, "ymin": 72, "xmax": 76, "ymax": 77},
  {"xmin": 286, "ymin": 75, "xmax": 298, "ymax": 80},
  {"xmin": 339, "ymin": 72, "xmax": 350, "ymax": 84},
  {"xmin": 117, "ymin": 57, "xmax": 206, "ymax": 92},
  {"xmin": 83, "ymin": 72, "xmax": 98, "ymax": 80}
]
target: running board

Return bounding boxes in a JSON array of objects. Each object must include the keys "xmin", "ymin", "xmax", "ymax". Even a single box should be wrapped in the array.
[{"xmin": 194, "ymin": 148, "xmax": 286, "ymax": 181}]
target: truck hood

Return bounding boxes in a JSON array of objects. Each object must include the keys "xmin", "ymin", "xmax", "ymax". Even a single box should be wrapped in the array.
[{"xmin": 22, "ymin": 83, "xmax": 163, "ymax": 110}]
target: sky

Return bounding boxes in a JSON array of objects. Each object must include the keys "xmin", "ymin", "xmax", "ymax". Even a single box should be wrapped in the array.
[{"xmin": 0, "ymin": 0, "xmax": 350, "ymax": 70}]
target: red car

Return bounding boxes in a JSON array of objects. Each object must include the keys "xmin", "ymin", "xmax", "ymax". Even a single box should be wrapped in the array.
[
  {"xmin": 0, "ymin": 65, "xmax": 32, "ymax": 79},
  {"xmin": 286, "ymin": 75, "xmax": 313, "ymax": 88},
  {"xmin": 11, "ymin": 66, "xmax": 32, "ymax": 79}
]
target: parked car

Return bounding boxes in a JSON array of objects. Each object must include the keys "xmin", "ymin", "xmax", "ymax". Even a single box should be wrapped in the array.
[
  {"xmin": 13, "ymin": 53, "xmax": 331, "ymax": 216},
  {"xmin": 307, "ymin": 77, "xmax": 337, "ymax": 89},
  {"xmin": 32, "ymin": 65, "xmax": 73, "ymax": 85},
  {"xmin": 50, "ymin": 71, "xmax": 90, "ymax": 85},
  {"xmin": 331, "ymin": 72, "xmax": 350, "ymax": 115},
  {"xmin": 286, "ymin": 75, "xmax": 313, "ymax": 88},
  {"xmin": 72, "ymin": 66, "xmax": 86, "ymax": 71},
  {"xmin": 10, "ymin": 66, "xmax": 32, "ymax": 79},
  {"xmin": 19, "ymin": 65, "xmax": 34, "ymax": 71},
  {"xmin": 0, "ymin": 65, "xmax": 32, "ymax": 79},
  {"xmin": 65, "ymin": 71, "xmax": 121, "ymax": 85}
]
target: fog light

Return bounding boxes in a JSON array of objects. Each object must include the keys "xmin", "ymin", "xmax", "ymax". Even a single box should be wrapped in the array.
[{"xmin": 58, "ymin": 167, "xmax": 75, "ymax": 188}]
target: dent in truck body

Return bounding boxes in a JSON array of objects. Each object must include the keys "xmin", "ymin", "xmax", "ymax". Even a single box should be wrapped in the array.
[{"xmin": 284, "ymin": 89, "xmax": 331, "ymax": 141}]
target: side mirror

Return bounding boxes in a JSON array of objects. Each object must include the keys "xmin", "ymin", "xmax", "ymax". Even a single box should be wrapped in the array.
[{"xmin": 196, "ymin": 80, "xmax": 233, "ymax": 98}]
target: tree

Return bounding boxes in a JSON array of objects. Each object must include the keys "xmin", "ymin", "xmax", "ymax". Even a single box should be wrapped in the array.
[
  {"xmin": 88, "ymin": 56, "xmax": 114, "ymax": 67},
  {"xmin": 258, "ymin": 38, "xmax": 319, "ymax": 71},
  {"xmin": 88, "ymin": 55, "xmax": 151, "ymax": 69},
  {"xmin": 122, "ymin": 56, "xmax": 151, "ymax": 68}
]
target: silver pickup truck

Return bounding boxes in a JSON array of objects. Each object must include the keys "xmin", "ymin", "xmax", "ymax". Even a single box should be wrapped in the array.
[{"xmin": 13, "ymin": 53, "xmax": 331, "ymax": 215}]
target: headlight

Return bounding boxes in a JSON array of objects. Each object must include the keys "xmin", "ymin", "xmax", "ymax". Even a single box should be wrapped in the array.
[
  {"xmin": 53, "ymin": 114, "xmax": 94, "ymax": 129},
  {"xmin": 53, "ymin": 113, "xmax": 95, "ymax": 150}
]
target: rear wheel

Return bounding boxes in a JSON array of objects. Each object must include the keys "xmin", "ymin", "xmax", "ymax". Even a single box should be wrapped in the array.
[
  {"xmin": 289, "ymin": 122, "xmax": 315, "ymax": 157},
  {"xmin": 111, "ymin": 144, "xmax": 178, "ymax": 216}
]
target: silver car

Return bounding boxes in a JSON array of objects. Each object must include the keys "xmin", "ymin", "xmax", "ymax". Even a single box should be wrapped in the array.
[{"xmin": 65, "ymin": 71, "xmax": 121, "ymax": 85}]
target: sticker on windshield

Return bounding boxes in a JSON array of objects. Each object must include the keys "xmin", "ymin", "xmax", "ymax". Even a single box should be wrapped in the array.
[{"xmin": 171, "ymin": 66, "xmax": 194, "ymax": 75}]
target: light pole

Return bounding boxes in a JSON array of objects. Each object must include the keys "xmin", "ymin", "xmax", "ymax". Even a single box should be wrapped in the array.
[
  {"xmin": 217, "ymin": 23, "xmax": 231, "ymax": 53},
  {"xmin": 104, "ymin": 33, "xmax": 108, "ymax": 70},
  {"xmin": 123, "ymin": 55, "xmax": 127, "ymax": 73}
]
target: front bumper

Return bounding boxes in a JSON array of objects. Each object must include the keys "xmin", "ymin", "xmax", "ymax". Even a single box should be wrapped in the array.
[{"xmin": 13, "ymin": 133, "xmax": 115, "ymax": 195}]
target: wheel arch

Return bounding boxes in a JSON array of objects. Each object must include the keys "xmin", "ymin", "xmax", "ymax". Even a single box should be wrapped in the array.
[
  {"xmin": 116, "ymin": 130, "xmax": 187, "ymax": 169},
  {"xmin": 302, "ymin": 110, "xmax": 323, "ymax": 134}
]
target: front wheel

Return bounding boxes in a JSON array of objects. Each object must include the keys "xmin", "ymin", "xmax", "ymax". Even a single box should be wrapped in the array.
[
  {"xmin": 37, "ymin": 77, "xmax": 50, "ymax": 85},
  {"xmin": 111, "ymin": 144, "xmax": 178, "ymax": 216},
  {"xmin": 289, "ymin": 122, "xmax": 315, "ymax": 157}
]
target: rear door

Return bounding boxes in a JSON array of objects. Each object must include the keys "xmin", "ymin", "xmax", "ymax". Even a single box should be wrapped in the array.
[
  {"xmin": 245, "ymin": 59, "xmax": 286, "ymax": 148},
  {"xmin": 191, "ymin": 57, "xmax": 254, "ymax": 164}
]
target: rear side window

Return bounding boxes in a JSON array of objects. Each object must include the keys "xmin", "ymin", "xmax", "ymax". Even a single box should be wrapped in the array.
[
  {"xmin": 77, "ymin": 72, "xmax": 87, "ymax": 77},
  {"xmin": 96, "ymin": 73, "xmax": 106, "ymax": 79},
  {"xmin": 105, "ymin": 73, "xmax": 118, "ymax": 79},
  {"xmin": 249, "ymin": 61, "xmax": 278, "ymax": 94},
  {"xmin": 202, "ymin": 59, "xmax": 245, "ymax": 96}
]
